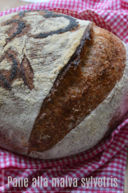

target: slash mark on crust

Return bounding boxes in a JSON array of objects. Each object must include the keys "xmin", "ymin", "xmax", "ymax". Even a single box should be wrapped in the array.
[{"xmin": 0, "ymin": 50, "xmax": 34, "ymax": 90}]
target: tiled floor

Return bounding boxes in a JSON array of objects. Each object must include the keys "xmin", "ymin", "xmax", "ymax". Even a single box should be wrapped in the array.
[{"xmin": 0, "ymin": 1, "xmax": 128, "ymax": 192}]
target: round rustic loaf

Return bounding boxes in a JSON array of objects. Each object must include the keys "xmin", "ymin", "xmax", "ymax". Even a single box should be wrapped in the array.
[{"xmin": 0, "ymin": 10, "xmax": 127, "ymax": 159}]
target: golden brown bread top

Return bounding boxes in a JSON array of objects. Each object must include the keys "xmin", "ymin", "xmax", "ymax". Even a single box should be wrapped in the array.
[{"xmin": 28, "ymin": 24, "xmax": 126, "ymax": 153}]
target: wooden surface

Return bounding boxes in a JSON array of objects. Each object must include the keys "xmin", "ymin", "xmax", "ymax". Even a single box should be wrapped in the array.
[{"xmin": 0, "ymin": 1, "xmax": 128, "ymax": 192}]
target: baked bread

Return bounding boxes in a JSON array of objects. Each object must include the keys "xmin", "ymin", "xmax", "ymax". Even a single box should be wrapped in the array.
[{"xmin": 0, "ymin": 10, "xmax": 127, "ymax": 159}]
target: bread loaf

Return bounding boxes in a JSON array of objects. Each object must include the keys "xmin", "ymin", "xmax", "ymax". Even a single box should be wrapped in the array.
[{"xmin": 0, "ymin": 10, "xmax": 127, "ymax": 159}]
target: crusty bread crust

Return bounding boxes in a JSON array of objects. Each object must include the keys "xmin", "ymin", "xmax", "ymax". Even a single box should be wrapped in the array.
[
  {"xmin": 29, "ymin": 24, "xmax": 126, "ymax": 153},
  {"xmin": 29, "ymin": 43, "xmax": 128, "ymax": 159},
  {"xmin": 0, "ymin": 11, "xmax": 126, "ymax": 159},
  {"xmin": 0, "ymin": 11, "xmax": 91, "ymax": 156}
]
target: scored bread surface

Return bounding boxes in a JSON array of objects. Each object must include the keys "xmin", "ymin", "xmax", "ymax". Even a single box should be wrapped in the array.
[
  {"xmin": 30, "ymin": 43, "xmax": 128, "ymax": 159},
  {"xmin": 0, "ymin": 10, "xmax": 91, "ymax": 155},
  {"xmin": 0, "ymin": 10, "xmax": 126, "ymax": 159}
]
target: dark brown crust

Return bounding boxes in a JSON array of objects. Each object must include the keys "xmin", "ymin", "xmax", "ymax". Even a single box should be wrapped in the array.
[{"xmin": 28, "ymin": 24, "xmax": 126, "ymax": 153}]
